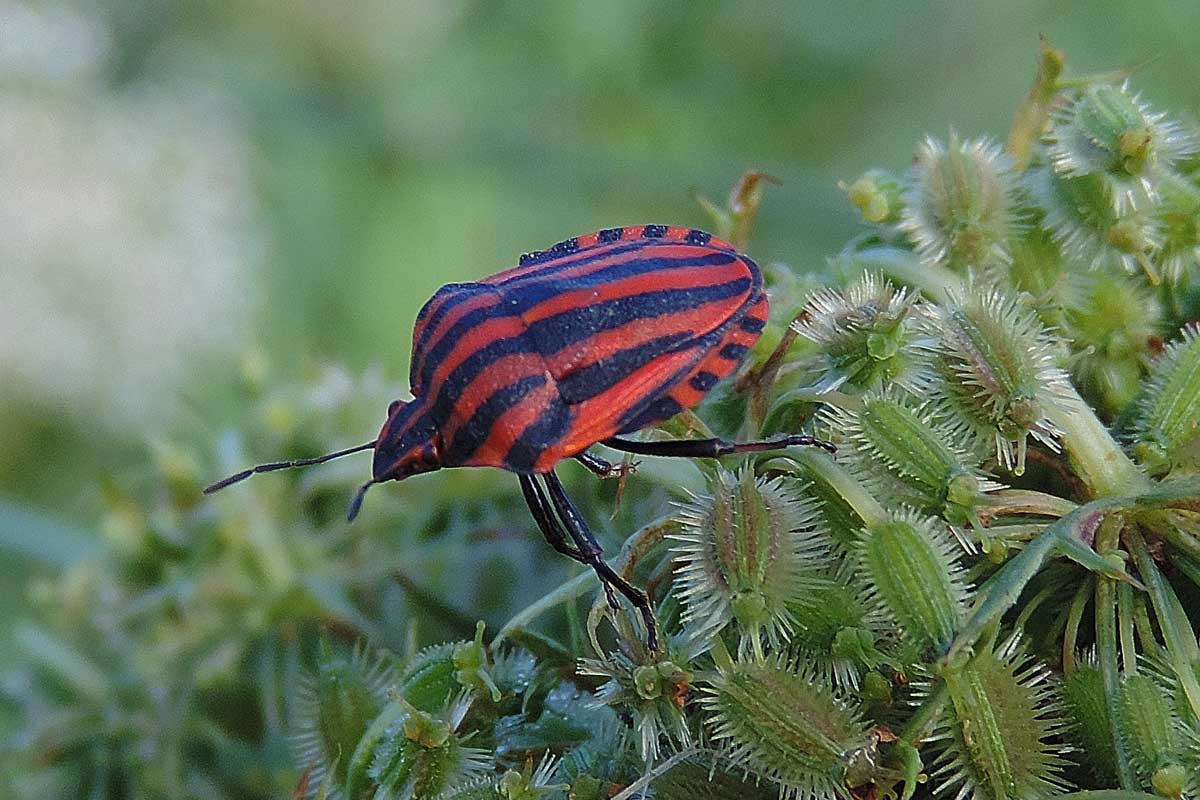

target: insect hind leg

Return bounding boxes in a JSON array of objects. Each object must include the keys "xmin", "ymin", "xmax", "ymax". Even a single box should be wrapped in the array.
[{"xmin": 540, "ymin": 471, "xmax": 659, "ymax": 650}]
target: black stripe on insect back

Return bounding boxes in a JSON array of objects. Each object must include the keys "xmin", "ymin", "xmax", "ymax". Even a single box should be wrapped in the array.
[
  {"xmin": 522, "ymin": 278, "xmax": 753, "ymax": 361},
  {"xmin": 443, "ymin": 373, "xmax": 549, "ymax": 464},
  {"xmin": 739, "ymin": 315, "xmax": 766, "ymax": 334},
  {"xmin": 689, "ymin": 370, "xmax": 720, "ymax": 392},
  {"xmin": 519, "ymin": 237, "xmax": 580, "ymax": 266},
  {"xmin": 720, "ymin": 343, "xmax": 750, "ymax": 361},
  {"xmin": 410, "ymin": 282, "xmax": 498, "ymax": 380},
  {"xmin": 556, "ymin": 332, "xmax": 695, "ymax": 404},
  {"xmin": 418, "ymin": 259, "xmax": 750, "ymax": 390},
  {"xmin": 617, "ymin": 395, "xmax": 686, "ymax": 434}
]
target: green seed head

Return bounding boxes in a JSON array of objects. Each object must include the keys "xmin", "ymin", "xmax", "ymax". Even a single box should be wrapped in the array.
[
  {"xmin": 650, "ymin": 753, "xmax": 779, "ymax": 800},
  {"xmin": 1047, "ymin": 83, "xmax": 1196, "ymax": 213},
  {"xmin": 899, "ymin": 133, "xmax": 1019, "ymax": 271},
  {"xmin": 1120, "ymin": 671, "xmax": 1194, "ymax": 793},
  {"xmin": 1131, "ymin": 325, "xmax": 1200, "ymax": 477},
  {"xmin": 787, "ymin": 580, "xmax": 886, "ymax": 689},
  {"xmin": 672, "ymin": 468, "xmax": 827, "ymax": 658},
  {"xmin": 820, "ymin": 390, "xmax": 1000, "ymax": 533},
  {"xmin": 933, "ymin": 640, "xmax": 1072, "ymax": 799},
  {"xmin": 854, "ymin": 511, "xmax": 969, "ymax": 655},
  {"xmin": 701, "ymin": 650, "xmax": 872, "ymax": 800},
  {"xmin": 288, "ymin": 640, "xmax": 393, "ymax": 793},
  {"xmin": 1032, "ymin": 167, "xmax": 1162, "ymax": 275},
  {"xmin": 1063, "ymin": 269, "xmax": 1161, "ymax": 416},
  {"xmin": 927, "ymin": 283, "xmax": 1072, "ymax": 475},
  {"xmin": 1156, "ymin": 170, "xmax": 1200, "ymax": 281},
  {"xmin": 1060, "ymin": 657, "xmax": 1118, "ymax": 784},
  {"xmin": 793, "ymin": 272, "xmax": 935, "ymax": 395}
]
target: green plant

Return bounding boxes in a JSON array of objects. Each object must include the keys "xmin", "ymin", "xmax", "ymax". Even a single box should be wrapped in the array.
[{"xmin": 7, "ymin": 40, "xmax": 1200, "ymax": 799}]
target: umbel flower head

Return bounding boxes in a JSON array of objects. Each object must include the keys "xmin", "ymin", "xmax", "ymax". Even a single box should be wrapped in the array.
[
  {"xmin": 899, "ymin": 133, "xmax": 1020, "ymax": 271},
  {"xmin": 793, "ymin": 272, "xmax": 935, "ymax": 394},
  {"xmin": 1046, "ymin": 82, "xmax": 1196, "ymax": 214},
  {"xmin": 672, "ymin": 467, "xmax": 827, "ymax": 659},
  {"xmin": 925, "ymin": 282, "xmax": 1072, "ymax": 474}
]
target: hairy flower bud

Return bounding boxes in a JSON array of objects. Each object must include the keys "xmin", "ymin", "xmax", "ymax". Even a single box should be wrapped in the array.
[
  {"xmin": 1047, "ymin": 83, "xmax": 1196, "ymax": 213},
  {"xmin": 1063, "ymin": 270, "xmax": 1161, "ymax": 416},
  {"xmin": 926, "ymin": 284, "xmax": 1071, "ymax": 474},
  {"xmin": 820, "ymin": 391, "xmax": 1001, "ymax": 536},
  {"xmin": 855, "ymin": 511, "xmax": 969, "ymax": 655},
  {"xmin": 1131, "ymin": 324, "xmax": 1200, "ymax": 476},
  {"xmin": 289, "ymin": 640, "xmax": 394, "ymax": 796},
  {"xmin": 899, "ymin": 134, "xmax": 1019, "ymax": 271},
  {"xmin": 701, "ymin": 649, "xmax": 872, "ymax": 800},
  {"xmin": 932, "ymin": 641, "xmax": 1071, "ymax": 799},
  {"xmin": 367, "ymin": 697, "xmax": 490, "ymax": 799},
  {"xmin": 1033, "ymin": 167, "xmax": 1163, "ymax": 278},
  {"xmin": 793, "ymin": 273, "xmax": 934, "ymax": 394},
  {"xmin": 673, "ymin": 468, "xmax": 826, "ymax": 658}
]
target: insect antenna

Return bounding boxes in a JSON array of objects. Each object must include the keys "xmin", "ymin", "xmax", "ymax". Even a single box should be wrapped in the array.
[
  {"xmin": 346, "ymin": 478, "xmax": 379, "ymax": 522},
  {"xmin": 203, "ymin": 440, "xmax": 378, "ymax": 495}
]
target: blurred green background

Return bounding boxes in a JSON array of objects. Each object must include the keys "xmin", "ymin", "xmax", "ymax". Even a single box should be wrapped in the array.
[{"xmin": 2, "ymin": 0, "xmax": 1199, "ymax": 677}]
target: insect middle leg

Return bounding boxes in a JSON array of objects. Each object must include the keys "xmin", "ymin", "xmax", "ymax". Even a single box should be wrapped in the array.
[
  {"xmin": 602, "ymin": 432, "xmax": 835, "ymax": 459},
  {"xmin": 573, "ymin": 451, "xmax": 637, "ymax": 479},
  {"xmin": 540, "ymin": 470, "xmax": 659, "ymax": 650}
]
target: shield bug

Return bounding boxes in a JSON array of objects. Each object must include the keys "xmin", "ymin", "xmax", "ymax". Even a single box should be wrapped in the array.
[{"xmin": 204, "ymin": 225, "xmax": 834, "ymax": 648}]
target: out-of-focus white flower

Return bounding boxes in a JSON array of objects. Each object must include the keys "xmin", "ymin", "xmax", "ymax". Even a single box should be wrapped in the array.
[{"xmin": 0, "ymin": 2, "xmax": 258, "ymax": 426}]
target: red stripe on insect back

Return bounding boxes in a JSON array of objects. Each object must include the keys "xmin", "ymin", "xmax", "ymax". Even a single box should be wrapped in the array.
[
  {"xmin": 437, "ymin": 352, "xmax": 547, "ymax": 446},
  {"xmin": 519, "ymin": 259, "xmax": 752, "ymax": 324},
  {"xmin": 553, "ymin": 343, "xmax": 707, "ymax": 459},
  {"xmin": 425, "ymin": 314, "xmax": 530, "ymax": 396},
  {"xmin": 468, "ymin": 380, "xmax": 563, "ymax": 468}
]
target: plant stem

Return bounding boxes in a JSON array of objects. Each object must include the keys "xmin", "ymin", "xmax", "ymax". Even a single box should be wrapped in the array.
[
  {"xmin": 1046, "ymin": 386, "xmax": 1147, "ymax": 498},
  {"xmin": 1094, "ymin": 516, "xmax": 1138, "ymax": 789},
  {"xmin": 1126, "ymin": 527, "xmax": 1200, "ymax": 720},
  {"xmin": 785, "ymin": 448, "xmax": 888, "ymax": 527}
]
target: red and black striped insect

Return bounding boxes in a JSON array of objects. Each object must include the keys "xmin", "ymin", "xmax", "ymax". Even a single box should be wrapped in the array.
[{"xmin": 204, "ymin": 224, "xmax": 834, "ymax": 648}]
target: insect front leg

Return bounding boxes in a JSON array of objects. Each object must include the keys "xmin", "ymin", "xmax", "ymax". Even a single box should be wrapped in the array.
[
  {"xmin": 602, "ymin": 432, "xmax": 836, "ymax": 459},
  {"xmin": 540, "ymin": 471, "xmax": 659, "ymax": 650}
]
